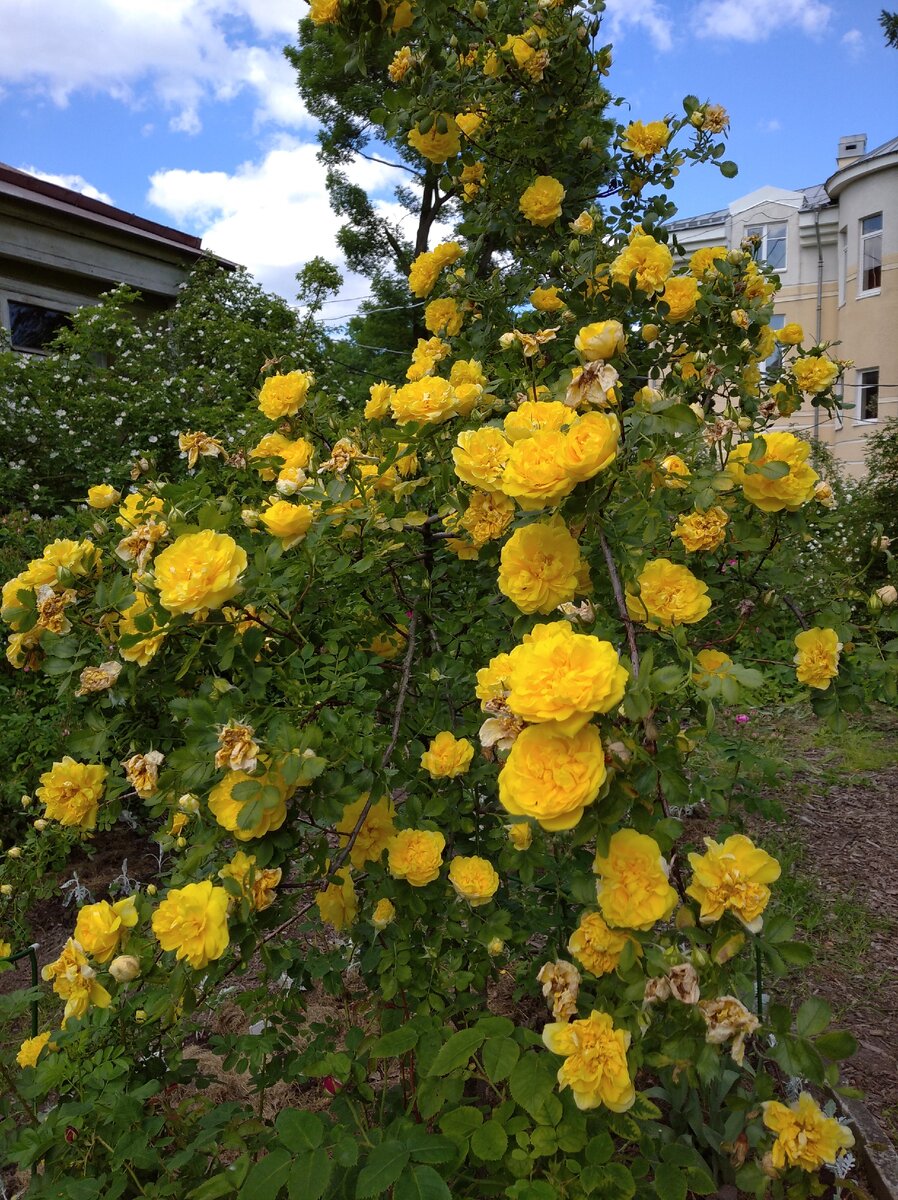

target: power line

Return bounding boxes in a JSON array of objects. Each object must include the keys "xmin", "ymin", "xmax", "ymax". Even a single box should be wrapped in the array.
[{"xmin": 318, "ymin": 301, "xmax": 425, "ymax": 324}]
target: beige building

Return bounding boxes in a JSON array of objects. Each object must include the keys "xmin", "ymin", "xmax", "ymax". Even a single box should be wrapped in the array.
[{"xmin": 667, "ymin": 134, "xmax": 898, "ymax": 478}]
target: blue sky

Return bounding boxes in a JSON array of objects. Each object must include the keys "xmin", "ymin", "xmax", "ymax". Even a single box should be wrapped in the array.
[{"xmin": 1, "ymin": 0, "xmax": 895, "ymax": 317}]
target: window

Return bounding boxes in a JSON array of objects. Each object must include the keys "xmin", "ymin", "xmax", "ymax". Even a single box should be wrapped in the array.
[
  {"xmin": 764, "ymin": 314, "xmax": 785, "ymax": 374},
  {"xmin": 857, "ymin": 368, "xmax": 879, "ymax": 421},
  {"xmin": 745, "ymin": 221, "xmax": 787, "ymax": 271},
  {"xmin": 7, "ymin": 300, "xmax": 72, "ymax": 353},
  {"xmin": 859, "ymin": 213, "xmax": 882, "ymax": 294},
  {"xmin": 838, "ymin": 226, "xmax": 847, "ymax": 305}
]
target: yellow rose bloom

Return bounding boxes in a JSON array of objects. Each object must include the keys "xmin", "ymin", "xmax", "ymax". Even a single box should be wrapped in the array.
[
  {"xmin": 504, "ymin": 399, "xmax": 574, "ymax": 442},
  {"xmin": 793, "ymin": 626, "xmax": 842, "ymax": 690},
  {"xmin": 116, "ymin": 494, "xmax": 164, "ymax": 531},
  {"xmin": 453, "ymin": 427, "xmax": 511, "ymax": 489},
  {"xmin": 506, "ymin": 821, "xmax": 532, "ymax": 851},
  {"xmin": 41, "ymin": 938, "xmax": 112, "ymax": 1024},
  {"xmin": 365, "ymin": 381, "xmax": 395, "ymax": 420},
  {"xmin": 506, "ymin": 621, "xmax": 628, "ymax": 735},
  {"xmin": 87, "ymin": 484, "xmax": 121, "ymax": 509},
  {"xmin": 371, "ymin": 897, "xmax": 396, "ymax": 930},
  {"xmin": 154, "ymin": 530, "xmax": 247, "ymax": 616},
  {"xmin": 460, "ymin": 490, "xmax": 514, "ymax": 545},
  {"xmin": 563, "ymin": 412, "xmax": 620, "ymax": 483},
  {"xmin": 699, "ymin": 995, "xmax": 758, "ymax": 1065},
  {"xmin": 499, "ymin": 723, "xmax": 606, "ymax": 832},
  {"xmin": 455, "ymin": 109, "xmax": 484, "ymax": 139},
  {"xmin": 689, "ymin": 246, "xmax": 727, "ymax": 279},
  {"xmin": 531, "ymin": 285, "xmax": 565, "ymax": 312},
  {"xmin": 595, "ymin": 829, "xmax": 678, "ymax": 931},
  {"xmin": 152, "ymin": 880, "xmax": 230, "ymax": 969},
  {"xmin": 621, "ymin": 119, "xmax": 670, "ymax": 158},
  {"xmin": 408, "ymin": 115, "xmax": 460, "ymax": 163},
  {"xmin": 567, "ymin": 911, "xmax": 633, "ymax": 976},
  {"xmin": 448, "ymin": 855, "xmax": 500, "ymax": 906},
  {"xmin": 660, "ymin": 276, "xmax": 699, "ymax": 322},
  {"xmin": 258, "ymin": 370, "xmax": 313, "ymax": 420},
  {"xmin": 37, "ymin": 757, "xmax": 107, "ymax": 829},
  {"xmin": 659, "ymin": 454, "xmax": 690, "ymax": 488},
  {"xmin": 261, "ymin": 501, "xmax": 315, "ymax": 549},
  {"xmin": 421, "ymin": 731, "xmax": 475, "ymax": 778},
  {"xmin": 673, "ymin": 506, "xmax": 729, "ymax": 552},
  {"xmin": 625, "ymin": 559, "xmax": 711, "ymax": 628},
  {"xmin": 498, "ymin": 518, "xmax": 589, "ymax": 615},
  {"xmin": 543, "ymin": 1010, "xmax": 635, "ymax": 1112},
  {"xmin": 475, "ymin": 651, "xmax": 512, "ymax": 705},
  {"xmin": 574, "ymin": 320, "xmax": 625, "ymax": 361},
  {"xmin": 218, "ymin": 850, "xmax": 282, "ymax": 912},
  {"xmin": 16, "ymin": 1031, "xmax": 53, "ymax": 1069},
  {"xmin": 792, "ymin": 355, "xmax": 838, "ymax": 394},
  {"xmin": 500, "ymin": 429, "xmax": 575, "ymax": 511},
  {"xmin": 117, "ymin": 592, "xmax": 166, "ymax": 666},
  {"xmin": 336, "ymin": 794, "xmax": 396, "ymax": 868},
  {"xmin": 776, "ymin": 322, "xmax": 804, "ymax": 346},
  {"xmin": 315, "ymin": 868, "xmax": 358, "ymax": 930},
  {"xmin": 0, "ymin": 941, "xmax": 10, "ymax": 958},
  {"xmin": 687, "ymin": 834, "xmax": 781, "ymax": 932},
  {"xmin": 692, "ymin": 648, "xmax": 734, "ymax": 687},
  {"xmin": 208, "ymin": 768, "xmax": 287, "ymax": 841},
  {"xmin": 424, "ymin": 297, "xmax": 464, "ymax": 337},
  {"xmin": 519, "ymin": 175, "xmax": 565, "ymax": 227},
  {"xmin": 388, "ymin": 828, "xmax": 446, "ymax": 886},
  {"xmin": 610, "ymin": 234, "xmax": 673, "ymax": 294},
  {"xmin": 407, "ymin": 241, "xmax": 463, "ymax": 298},
  {"xmin": 390, "ymin": 0, "xmax": 413, "ymax": 31},
  {"xmin": 763, "ymin": 1093, "xmax": 854, "ymax": 1172},
  {"xmin": 391, "ymin": 376, "xmax": 457, "ymax": 424},
  {"xmin": 309, "ymin": 0, "xmax": 339, "ymax": 22},
  {"xmin": 726, "ymin": 432, "xmax": 818, "ymax": 513},
  {"xmin": 74, "ymin": 897, "xmax": 138, "ymax": 963}
]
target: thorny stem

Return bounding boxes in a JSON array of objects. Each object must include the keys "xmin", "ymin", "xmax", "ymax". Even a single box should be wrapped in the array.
[{"xmin": 597, "ymin": 528, "xmax": 640, "ymax": 677}]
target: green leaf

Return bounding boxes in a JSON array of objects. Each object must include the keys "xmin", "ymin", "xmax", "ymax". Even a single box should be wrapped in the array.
[
  {"xmin": 188, "ymin": 1176, "xmax": 238, "ymax": 1200},
  {"xmin": 580, "ymin": 1162, "xmax": 635, "ymax": 1200},
  {"xmin": 439, "ymin": 1106, "xmax": 483, "ymax": 1143},
  {"xmin": 470, "ymin": 1120, "xmax": 508, "ymax": 1161},
  {"xmin": 481, "ymin": 1036, "xmax": 519, "ymax": 1082},
  {"xmin": 814, "ymin": 1030, "xmax": 858, "ymax": 1060},
  {"xmin": 288, "ymin": 1148, "xmax": 332, "ymax": 1200},
  {"xmin": 654, "ymin": 1164, "xmax": 687, "ymax": 1200},
  {"xmin": 276, "ymin": 1109, "xmax": 323, "ymax": 1151},
  {"xmin": 239, "ymin": 1149, "xmax": 292, "ymax": 1199},
  {"xmin": 404, "ymin": 1131, "xmax": 457, "ymax": 1165},
  {"xmin": 393, "ymin": 1165, "xmax": 452, "ymax": 1200},
  {"xmin": 356, "ymin": 1140, "xmax": 410, "ymax": 1198},
  {"xmin": 719, "ymin": 160, "xmax": 739, "ymax": 179},
  {"xmin": 777, "ymin": 940, "xmax": 813, "ymax": 965},
  {"xmin": 508, "ymin": 1052, "xmax": 554, "ymax": 1118},
  {"xmin": 796, "ymin": 997, "xmax": 832, "ymax": 1038},
  {"xmin": 586, "ymin": 1131, "xmax": 614, "ymax": 1164},
  {"xmin": 370, "ymin": 1025, "xmax": 419, "ymax": 1059},
  {"xmin": 427, "ymin": 1027, "xmax": 486, "ymax": 1076}
]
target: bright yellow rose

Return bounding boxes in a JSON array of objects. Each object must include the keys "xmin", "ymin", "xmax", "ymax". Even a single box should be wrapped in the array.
[
  {"xmin": 315, "ymin": 868, "xmax": 357, "ymax": 930},
  {"xmin": 792, "ymin": 355, "xmax": 838, "ymax": 394},
  {"xmin": 421, "ymin": 731, "xmax": 474, "ymax": 778},
  {"xmin": 16, "ymin": 1031, "xmax": 53, "ymax": 1069},
  {"xmin": 371, "ymin": 897, "xmax": 396, "ymax": 930},
  {"xmin": 390, "ymin": 0, "xmax": 413, "ymax": 31},
  {"xmin": 594, "ymin": 829, "xmax": 678, "ymax": 930},
  {"xmin": 500, "ymin": 430, "xmax": 575, "ymax": 511},
  {"xmin": 453, "ymin": 428, "xmax": 511, "ymax": 489},
  {"xmin": 567, "ymin": 911, "xmax": 633, "ymax": 976},
  {"xmin": 154, "ymin": 530, "xmax": 247, "ymax": 616},
  {"xmin": 610, "ymin": 234, "xmax": 673, "ymax": 294},
  {"xmin": 498, "ymin": 518, "xmax": 589, "ymax": 615},
  {"xmin": 659, "ymin": 454, "xmax": 690, "ymax": 487},
  {"xmin": 776, "ymin": 322, "xmax": 804, "ymax": 346},
  {"xmin": 208, "ymin": 768, "xmax": 287, "ymax": 841},
  {"xmin": 407, "ymin": 242, "xmax": 463, "ymax": 298},
  {"xmin": 506, "ymin": 621, "xmax": 627, "ymax": 735},
  {"xmin": 519, "ymin": 175, "xmax": 565, "ymax": 227},
  {"xmin": 692, "ymin": 649, "xmax": 734, "ymax": 687},
  {"xmin": 455, "ymin": 109, "xmax": 484, "ymax": 138},
  {"xmin": 309, "ymin": 0, "xmax": 339, "ymax": 22},
  {"xmin": 448, "ymin": 855, "xmax": 500, "ymax": 906},
  {"xmin": 390, "ymin": 376, "xmax": 457, "ymax": 424},
  {"xmin": 87, "ymin": 484, "xmax": 121, "ymax": 509},
  {"xmin": 621, "ymin": 119, "xmax": 670, "ymax": 158},
  {"xmin": 475, "ymin": 651, "xmax": 512, "ymax": 705},
  {"xmin": 260, "ymin": 501, "xmax": 315, "ymax": 549},
  {"xmin": 574, "ymin": 320, "xmax": 625, "ymax": 361},
  {"xmin": 563, "ymin": 412, "xmax": 620, "ymax": 483},
  {"xmin": 506, "ymin": 821, "xmax": 532, "ymax": 851},
  {"xmin": 388, "ymin": 829, "xmax": 446, "ymax": 886},
  {"xmin": 117, "ymin": 592, "xmax": 166, "ymax": 666},
  {"xmin": 218, "ymin": 850, "xmax": 282, "ymax": 912},
  {"xmin": 687, "ymin": 834, "xmax": 780, "ymax": 932},
  {"xmin": 672, "ymin": 506, "xmax": 729, "ymax": 552},
  {"xmin": 504, "ymin": 399, "xmax": 574, "ymax": 442},
  {"xmin": 258, "ymin": 370, "xmax": 313, "ymax": 419},
  {"xmin": 499, "ymin": 723, "xmax": 605, "ymax": 831},
  {"xmin": 460, "ymin": 490, "xmax": 514, "ymax": 545},
  {"xmin": 726, "ymin": 432, "xmax": 818, "ymax": 513},
  {"xmin": 152, "ymin": 880, "xmax": 230, "ymax": 969},
  {"xmin": 41, "ymin": 938, "xmax": 112, "ymax": 1024},
  {"xmin": 531, "ymin": 285, "xmax": 565, "ymax": 312},
  {"xmin": 424, "ymin": 297, "xmax": 464, "ymax": 337},
  {"xmin": 543, "ymin": 1010, "xmax": 635, "ymax": 1112},
  {"xmin": 336, "ymin": 795, "xmax": 396, "ymax": 868},
  {"xmin": 117, "ymin": 494, "xmax": 164, "ymax": 530},
  {"xmin": 408, "ymin": 115, "xmax": 460, "ymax": 163},
  {"xmin": 660, "ymin": 276, "xmax": 699, "ymax": 322},
  {"xmin": 625, "ymin": 559, "xmax": 711, "ymax": 628},
  {"xmin": 37, "ymin": 757, "xmax": 107, "ymax": 829},
  {"xmin": 793, "ymin": 626, "xmax": 842, "ymax": 690},
  {"xmin": 74, "ymin": 897, "xmax": 138, "ymax": 963},
  {"xmin": 365, "ymin": 381, "xmax": 395, "ymax": 420},
  {"xmin": 689, "ymin": 245, "xmax": 727, "ymax": 278},
  {"xmin": 763, "ymin": 1093, "xmax": 854, "ymax": 1172}
]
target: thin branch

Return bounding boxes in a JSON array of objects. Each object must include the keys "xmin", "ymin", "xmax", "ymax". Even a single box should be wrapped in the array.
[
  {"xmin": 354, "ymin": 149, "xmax": 424, "ymax": 178},
  {"xmin": 598, "ymin": 529, "xmax": 640, "ymax": 677},
  {"xmin": 782, "ymin": 593, "xmax": 810, "ymax": 630}
]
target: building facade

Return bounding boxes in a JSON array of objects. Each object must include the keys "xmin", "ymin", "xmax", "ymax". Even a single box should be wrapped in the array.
[{"xmin": 667, "ymin": 134, "xmax": 898, "ymax": 478}]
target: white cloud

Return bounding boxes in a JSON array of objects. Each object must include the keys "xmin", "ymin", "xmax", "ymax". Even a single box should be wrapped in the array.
[
  {"xmin": 0, "ymin": 0, "xmax": 310, "ymax": 133},
  {"xmin": 692, "ymin": 0, "xmax": 832, "ymax": 41},
  {"xmin": 17, "ymin": 165, "xmax": 114, "ymax": 204},
  {"xmin": 841, "ymin": 28, "xmax": 864, "ymax": 59},
  {"xmin": 758, "ymin": 118, "xmax": 782, "ymax": 134},
  {"xmin": 602, "ymin": 0, "xmax": 674, "ymax": 52}
]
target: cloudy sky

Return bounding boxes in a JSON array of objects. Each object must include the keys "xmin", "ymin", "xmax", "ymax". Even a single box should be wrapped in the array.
[{"xmin": 1, "ymin": 0, "xmax": 896, "ymax": 318}]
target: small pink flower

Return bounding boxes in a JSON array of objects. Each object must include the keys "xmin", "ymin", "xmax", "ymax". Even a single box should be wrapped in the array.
[
  {"xmin": 322, "ymin": 1076, "xmax": 342, "ymax": 1095},
  {"xmin": 734, "ymin": 714, "xmax": 750, "ymax": 725}
]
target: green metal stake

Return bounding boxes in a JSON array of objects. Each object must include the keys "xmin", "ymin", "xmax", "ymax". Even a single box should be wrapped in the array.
[{"xmin": 3, "ymin": 944, "xmax": 40, "ymax": 1036}]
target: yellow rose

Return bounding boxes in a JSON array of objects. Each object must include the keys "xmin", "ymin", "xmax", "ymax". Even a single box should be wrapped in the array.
[
  {"xmin": 453, "ymin": 427, "xmax": 511, "ymax": 489},
  {"xmin": 37, "ymin": 757, "xmax": 107, "ymax": 829},
  {"xmin": 336, "ymin": 795, "xmax": 396, "ymax": 868},
  {"xmin": 475, "ymin": 651, "xmax": 512, "ymax": 706},
  {"xmin": 74, "ymin": 897, "xmax": 138, "ymax": 963},
  {"xmin": 460, "ymin": 490, "xmax": 514, "ymax": 545},
  {"xmin": 569, "ymin": 210, "xmax": 594, "ymax": 235},
  {"xmin": 41, "ymin": 938, "xmax": 112, "ymax": 1024},
  {"xmin": 424, "ymin": 297, "xmax": 464, "ymax": 337},
  {"xmin": 117, "ymin": 494, "xmax": 164, "ymax": 530},
  {"xmin": 260, "ymin": 500, "xmax": 315, "ymax": 549},
  {"xmin": 208, "ymin": 768, "xmax": 287, "ymax": 841},
  {"xmin": 698, "ymin": 995, "xmax": 758, "ymax": 1065},
  {"xmin": 366, "ymin": 381, "xmax": 395, "ymax": 420},
  {"xmin": 621, "ymin": 119, "xmax": 670, "ymax": 158},
  {"xmin": 726, "ymin": 432, "xmax": 818, "ymax": 513},
  {"xmin": 792, "ymin": 355, "xmax": 838, "ymax": 394},
  {"xmin": 763, "ymin": 1093, "xmax": 854, "ymax": 1172},
  {"xmin": 519, "ymin": 175, "xmax": 565, "ymax": 227},
  {"xmin": 692, "ymin": 648, "xmax": 734, "ymax": 687},
  {"xmin": 390, "ymin": 376, "xmax": 457, "ymax": 424},
  {"xmin": 499, "ymin": 723, "xmax": 606, "ymax": 832},
  {"xmin": 315, "ymin": 868, "xmax": 357, "ymax": 930},
  {"xmin": 793, "ymin": 626, "xmax": 842, "ymax": 690},
  {"xmin": 408, "ymin": 115, "xmax": 460, "ymax": 163},
  {"xmin": 123, "ymin": 750, "xmax": 164, "ymax": 799},
  {"xmin": 563, "ymin": 412, "xmax": 620, "ymax": 483},
  {"xmin": 154, "ymin": 530, "xmax": 247, "ymax": 616},
  {"xmin": 152, "ymin": 880, "xmax": 230, "ymax": 969},
  {"xmin": 506, "ymin": 621, "xmax": 628, "ymax": 735},
  {"xmin": 610, "ymin": 234, "xmax": 673, "ymax": 294},
  {"xmin": 388, "ymin": 828, "xmax": 446, "ymax": 886},
  {"xmin": 87, "ymin": 484, "xmax": 121, "ymax": 509},
  {"xmin": 660, "ymin": 276, "xmax": 699, "ymax": 322},
  {"xmin": 500, "ymin": 429, "xmax": 575, "ymax": 511},
  {"xmin": 594, "ymin": 829, "xmax": 678, "ymax": 931},
  {"xmin": 371, "ymin": 897, "xmax": 396, "ymax": 930},
  {"xmin": 16, "ymin": 1031, "xmax": 54, "ymax": 1069},
  {"xmin": 421, "ymin": 731, "xmax": 475, "ymax": 778},
  {"xmin": 574, "ymin": 320, "xmax": 625, "ymax": 362},
  {"xmin": 498, "ymin": 518, "xmax": 589, "ymax": 615},
  {"xmin": 218, "ymin": 850, "xmax": 282, "ymax": 912},
  {"xmin": 407, "ymin": 242, "xmax": 463, "ymax": 298},
  {"xmin": 776, "ymin": 322, "xmax": 804, "ymax": 346},
  {"xmin": 309, "ymin": 0, "xmax": 339, "ymax": 22},
  {"xmin": 687, "ymin": 834, "xmax": 781, "ymax": 932},
  {"xmin": 390, "ymin": 0, "xmax": 413, "ymax": 30},
  {"xmin": 108, "ymin": 954, "xmax": 142, "ymax": 982},
  {"xmin": 543, "ymin": 1011, "xmax": 635, "ymax": 1112},
  {"xmin": 530, "ymin": 285, "xmax": 565, "ymax": 312},
  {"xmin": 567, "ymin": 911, "xmax": 633, "ymax": 976},
  {"xmin": 455, "ymin": 109, "xmax": 484, "ymax": 139},
  {"xmin": 504, "ymin": 399, "xmax": 574, "ymax": 442},
  {"xmin": 117, "ymin": 592, "xmax": 166, "ymax": 666},
  {"xmin": 448, "ymin": 855, "xmax": 500, "ymax": 906},
  {"xmin": 625, "ymin": 559, "xmax": 711, "ymax": 628},
  {"xmin": 689, "ymin": 246, "xmax": 727, "ymax": 279},
  {"xmin": 672, "ymin": 506, "xmax": 729, "ymax": 552},
  {"xmin": 258, "ymin": 370, "xmax": 313, "ymax": 419},
  {"xmin": 659, "ymin": 454, "xmax": 690, "ymax": 488},
  {"xmin": 506, "ymin": 821, "xmax": 532, "ymax": 851}
]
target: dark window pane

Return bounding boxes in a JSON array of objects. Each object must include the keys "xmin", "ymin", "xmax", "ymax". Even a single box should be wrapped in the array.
[
  {"xmin": 860, "ymin": 370, "xmax": 879, "ymax": 420},
  {"xmin": 862, "ymin": 233, "xmax": 882, "ymax": 291},
  {"xmin": 862, "ymin": 213, "xmax": 882, "ymax": 235},
  {"xmin": 8, "ymin": 300, "xmax": 72, "ymax": 352}
]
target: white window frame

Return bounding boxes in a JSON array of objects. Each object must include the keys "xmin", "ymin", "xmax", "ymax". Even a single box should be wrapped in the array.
[
  {"xmin": 764, "ymin": 314, "xmax": 785, "ymax": 375},
  {"xmin": 745, "ymin": 221, "xmax": 788, "ymax": 273},
  {"xmin": 858, "ymin": 213, "xmax": 882, "ymax": 298},
  {"xmin": 838, "ymin": 226, "xmax": 847, "ymax": 306},
  {"xmin": 856, "ymin": 367, "xmax": 880, "ymax": 423}
]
